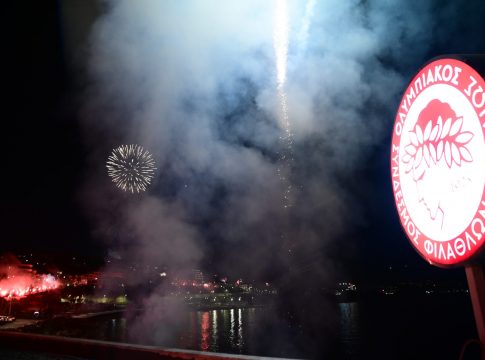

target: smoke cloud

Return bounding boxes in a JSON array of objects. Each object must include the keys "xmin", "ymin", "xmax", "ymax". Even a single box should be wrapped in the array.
[{"xmin": 78, "ymin": 0, "xmax": 438, "ymax": 351}]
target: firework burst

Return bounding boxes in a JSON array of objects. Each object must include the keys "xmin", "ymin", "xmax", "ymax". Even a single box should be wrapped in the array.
[{"xmin": 107, "ymin": 144, "xmax": 156, "ymax": 193}]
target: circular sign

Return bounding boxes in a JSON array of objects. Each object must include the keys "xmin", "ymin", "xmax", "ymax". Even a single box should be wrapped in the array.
[{"xmin": 391, "ymin": 58, "xmax": 485, "ymax": 267}]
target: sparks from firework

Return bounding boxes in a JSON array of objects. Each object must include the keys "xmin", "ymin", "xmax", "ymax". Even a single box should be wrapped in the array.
[
  {"xmin": 274, "ymin": 0, "xmax": 294, "ymax": 209},
  {"xmin": 106, "ymin": 144, "xmax": 156, "ymax": 193}
]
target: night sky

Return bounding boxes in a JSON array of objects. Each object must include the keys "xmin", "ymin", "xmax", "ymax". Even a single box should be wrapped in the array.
[
  {"xmin": 4, "ymin": 0, "xmax": 485, "ymax": 286},
  {"xmin": 5, "ymin": 2, "xmax": 92, "ymax": 253}
]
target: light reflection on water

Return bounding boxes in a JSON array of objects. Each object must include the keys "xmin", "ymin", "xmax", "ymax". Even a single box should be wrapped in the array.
[
  {"xmin": 99, "ymin": 308, "xmax": 252, "ymax": 354},
  {"xmin": 230, "ymin": 309, "xmax": 235, "ymax": 347},
  {"xmin": 238, "ymin": 308, "xmax": 243, "ymax": 347},
  {"xmin": 339, "ymin": 302, "xmax": 361, "ymax": 359},
  {"xmin": 211, "ymin": 310, "xmax": 218, "ymax": 348},
  {"xmin": 21, "ymin": 297, "xmax": 477, "ymax": 359},
  {"xmin": 187, "ymin": 308, "xmax": 246, "ymax": 353},
  {"xmin": 200, "ymin": 311, "xmax": 210, "ymax": 351}
]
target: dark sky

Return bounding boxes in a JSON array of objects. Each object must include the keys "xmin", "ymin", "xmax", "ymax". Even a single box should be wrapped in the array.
[
  {"xmin": 4, "ymin": 1, "xmax": 94, "ymax": 255},
  {"xmin": 4, "ymin": 0, "xmax": 485, "ymax": 284}
]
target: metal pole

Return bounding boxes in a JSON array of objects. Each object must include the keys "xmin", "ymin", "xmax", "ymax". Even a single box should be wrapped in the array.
[{"xmin": 466, "ymin": 264, "xmax": 485, "ymax": 359}]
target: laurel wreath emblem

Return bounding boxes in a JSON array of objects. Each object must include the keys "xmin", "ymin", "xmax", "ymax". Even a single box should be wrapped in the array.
[{"xmin": 402, "ymin": 116, "xmax": 473, "ymax": 180}]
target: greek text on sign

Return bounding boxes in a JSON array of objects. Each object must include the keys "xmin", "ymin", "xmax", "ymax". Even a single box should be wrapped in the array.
[{"xmin": 391, "ymin": 58, "xmax": 485, "ymax": 266}]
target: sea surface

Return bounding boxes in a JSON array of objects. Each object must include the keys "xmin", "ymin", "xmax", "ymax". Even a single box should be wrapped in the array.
[{"xmin": 19, "ymin": 295, "xmax": 480, "ymax": 360}]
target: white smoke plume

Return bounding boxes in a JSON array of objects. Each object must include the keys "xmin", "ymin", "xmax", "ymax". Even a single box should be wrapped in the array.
[{"xmin": 77, "ymin": 0, "xmax": 436, "ymax": 349}]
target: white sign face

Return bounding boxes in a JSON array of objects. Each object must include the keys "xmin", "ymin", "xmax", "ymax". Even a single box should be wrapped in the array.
[{"xmin": 391, "ymin": 58, "xmax": 485, "ymax": 266}]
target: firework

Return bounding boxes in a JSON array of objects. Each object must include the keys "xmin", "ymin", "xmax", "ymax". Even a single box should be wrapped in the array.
[
  {"xmin": 274, "ymin": 0, "xmax": 294, "ymax": 209},
  {"xmin": 106, "ymin": 144, "xmax": 156, "ymax": 193}
]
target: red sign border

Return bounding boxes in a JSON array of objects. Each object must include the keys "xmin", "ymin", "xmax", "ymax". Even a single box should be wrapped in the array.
[{"xmin": 391, "ymin": 58, "xmax": 485, "ymax": 267}]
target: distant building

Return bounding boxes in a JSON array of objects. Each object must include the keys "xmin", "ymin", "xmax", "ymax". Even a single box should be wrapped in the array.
[{"xmin": 193, "ymin": 269, "xmax": 204, "ymax": 284}]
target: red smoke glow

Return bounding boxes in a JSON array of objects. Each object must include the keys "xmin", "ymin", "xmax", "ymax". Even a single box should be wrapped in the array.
[
  {"xmin": 0, "ymin": 274, "xmax": 60, "ymax": 299},
  {"xmin": 0, "ymin": 254, "xmax": 60, "ymax": 299}
]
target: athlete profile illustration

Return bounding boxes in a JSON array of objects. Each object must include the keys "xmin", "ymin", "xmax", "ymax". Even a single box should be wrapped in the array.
[{"xmin": 401, "ymin": 99, "xmax": 474, "ymax": 228}]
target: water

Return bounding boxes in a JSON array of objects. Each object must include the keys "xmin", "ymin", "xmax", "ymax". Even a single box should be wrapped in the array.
[
  {"xmin": 19, "ymin": 295, "xmax": 479, "ymax": 359},
  {"xmin": 337, "ymin": 296, "xmax": 479, "ymax": 360}
]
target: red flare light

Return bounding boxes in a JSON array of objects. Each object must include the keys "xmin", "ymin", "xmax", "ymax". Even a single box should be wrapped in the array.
[{"xmin": 0, "ymin": 274, "xmax": 60, "ymax": 299}]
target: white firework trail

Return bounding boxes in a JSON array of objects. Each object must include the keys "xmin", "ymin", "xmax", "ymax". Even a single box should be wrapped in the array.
[
  {"xmin": 274, "ymin": 0, "xmax": 293, "ymax": 209},
  {"xmin": 274, "ymin": 0, "xmax": 289, "ymax": 87},
  {"xmin": 106, "ymin": 144, "xmax": 156, "ymax": 193}
]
